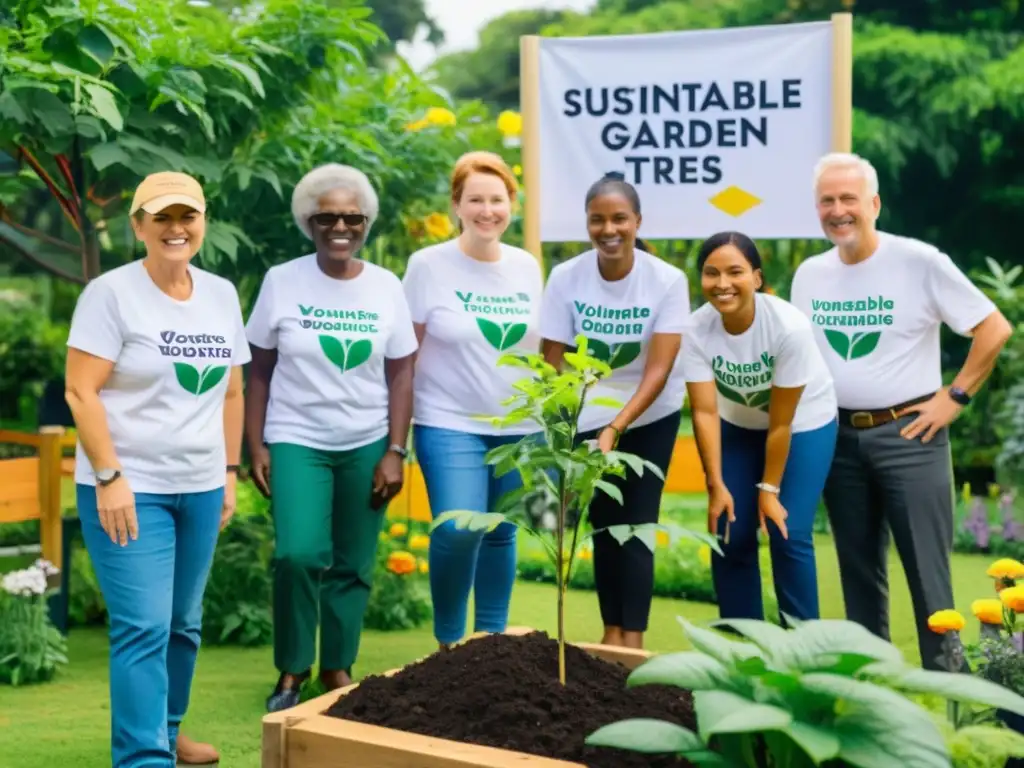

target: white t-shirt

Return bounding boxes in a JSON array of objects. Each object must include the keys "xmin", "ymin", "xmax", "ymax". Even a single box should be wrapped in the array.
[
  {"xmin": 681, "ymin": 293, "xmax": 837, "ymax": 433},
  {"xmin": 789, "ymin": 231, "xmax": 996, "ymax": 410},
  {"xmin": 402, "ymin": 240, "xmax": 544, "ymax": 435},
  {"xmin": 245, "ymin": 255, "xmax": 418, "ymax": 452},
  {"xmin": 540, "ymin": 249, "xmax": 690, "ymax": 433},
  {"xmin": 66, "ymin": 260, "xmax": 251, "ymax": 494}
]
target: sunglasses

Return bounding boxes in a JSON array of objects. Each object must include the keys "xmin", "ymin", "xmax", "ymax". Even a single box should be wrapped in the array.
[{"xmin": 309, "ymin": 212, "xmax": 367, "ymax": 228}]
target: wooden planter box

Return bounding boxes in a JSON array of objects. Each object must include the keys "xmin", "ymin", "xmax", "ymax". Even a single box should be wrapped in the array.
[{"xmin": 262, "ymin": 627, "xmax": 654, "ymax": 767}]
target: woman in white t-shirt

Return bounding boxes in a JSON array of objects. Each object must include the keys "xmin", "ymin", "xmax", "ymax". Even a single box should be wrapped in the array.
[
  {"xmin": 402, "ymin": 151, "xmax": 543, "ymax": 648},
  {"xmin": 64, "ymin": 172, "xmax": 249, "ymax": 766},
  {"xmin": 681, "ymin": 231, "xmax": 838, "ymax": 625},
  {"xmin": 244, "ymin": 164, "xmax": 419, "ymax": 711},
  {"xmin": 539, "ymin": 174, "xmax": 690, "ymax": 650}
]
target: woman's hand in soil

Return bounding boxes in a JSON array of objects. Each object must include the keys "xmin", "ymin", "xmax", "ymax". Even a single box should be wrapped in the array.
[
  {"xmin": 706, "ymin": 482, "xmax": 735, "ymax": 538},
  {"xmin": 758, "ymin": 491, "xmax": 789, "ymax": 539},
  {"xmin": 373, "ymin": 450, "xmax": 404, "ymax": 503},
  {"xmin": 221, "ymin": 472, "xmax": 237, "ymax": 531},
  {"xmin": 97, "ymin": 476, "xmax": 137, "ymax": 546},
  {"xmin": 250, "ymin": 445, "xmax": 271, "ymax": 498}
]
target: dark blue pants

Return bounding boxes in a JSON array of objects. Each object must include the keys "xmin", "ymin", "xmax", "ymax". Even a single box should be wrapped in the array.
[{"xmin": 711, "ymin": 418, "xmax": 837, "ymax": 624}]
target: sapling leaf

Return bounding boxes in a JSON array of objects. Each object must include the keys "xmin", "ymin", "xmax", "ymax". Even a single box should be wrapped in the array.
[
  {"xmin": 605, "ymin": 524, "xmax": 633, "ymax": 545},
  {"xmin": 430, "ymin": 510, "xmax": 512, "ymax": 534},
  {"xmin": 593, "ymin": 479, "xmax": 623, "ymax": 505},
  {"xmin": 589, "ymin": 396, "xmax": 624, "ymax": 409}
]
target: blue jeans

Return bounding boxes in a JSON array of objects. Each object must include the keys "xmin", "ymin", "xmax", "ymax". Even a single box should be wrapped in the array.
[
  {"xmin": 77, "ymin": 484, "xmax": 223, "ymax": 768},
  {"xmin": 413, "ymin": 425, "xmax": 525, "ymax": 645},
  {"xmin": 712, "ymin": 419, "xmax": 837, "ymax": 624}
]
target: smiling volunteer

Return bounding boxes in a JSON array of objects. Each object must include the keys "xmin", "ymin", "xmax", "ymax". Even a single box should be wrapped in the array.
[
  {"xmin": 682, "ymin": 231, "xmax": 837, "ymax": 625},
  {"xmin": 64, "ymin": 171, "xmax": 249, "ymax": 767},
  {"xmin": 539, "ymin": 173, "xmax": 689, "ymax": 650},
  {"xmin": 245, "ymin": 163, "xmax": 418, "ymax": 710},
  {"xmin": 790, "ymin": 152, "xmax": 1011, "ymax": 669},
  {"xmin": 402, "ymin": 151, "xmax": 543, "ymax": 649}
]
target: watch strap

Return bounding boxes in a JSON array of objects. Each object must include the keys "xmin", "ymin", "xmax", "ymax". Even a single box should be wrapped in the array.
[
  {"xmin": 755, "ymin": 482, "xmax": 780, "ymax": 495},
  {"xmin": 948, "ymin": 386, "xmax": 971, "ymax": 406},
  {"xmin": 388, "ymin": 444, "xmax": 408, "ymax": 458}
]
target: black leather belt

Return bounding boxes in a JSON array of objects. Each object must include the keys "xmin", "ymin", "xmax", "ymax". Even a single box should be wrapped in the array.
[{"xmin": 837, "ymin": 393, "xmax": 935, "ymax": 429}]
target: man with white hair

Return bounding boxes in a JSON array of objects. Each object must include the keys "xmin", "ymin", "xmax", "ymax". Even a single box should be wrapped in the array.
[{"xmin": 789, "ymin": 152, "xmax": 1012, "ymax": 670}]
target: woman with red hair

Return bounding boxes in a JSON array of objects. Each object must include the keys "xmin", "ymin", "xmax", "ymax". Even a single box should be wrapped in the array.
[{"xmin": 402, "ymin": 151, "xmax": 542, "ymax": 648}]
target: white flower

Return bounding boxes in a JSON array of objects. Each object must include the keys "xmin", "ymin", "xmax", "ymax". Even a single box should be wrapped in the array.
[
  {"xmin": 1, "ymin": 563, "xmax": 51, "ymax": 597},
  {"xmin": 33, "ymin": 558, "xmax": 59, "ymax": 577}
]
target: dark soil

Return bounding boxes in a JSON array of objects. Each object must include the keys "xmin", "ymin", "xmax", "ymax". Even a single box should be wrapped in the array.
[{"xmin": 326, "ymin": 631, "xmax": 697, "ymax": 767}]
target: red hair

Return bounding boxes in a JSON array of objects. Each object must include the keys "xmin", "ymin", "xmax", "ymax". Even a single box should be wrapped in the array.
[{"xmin": 450, "ymin": 151, "xmax": 517, "ymax": 203}]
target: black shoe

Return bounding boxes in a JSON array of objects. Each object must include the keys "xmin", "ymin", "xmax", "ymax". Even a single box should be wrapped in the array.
[{"xmin": 265, "ymin": 671, "xmax": 309, "ymax": 713}]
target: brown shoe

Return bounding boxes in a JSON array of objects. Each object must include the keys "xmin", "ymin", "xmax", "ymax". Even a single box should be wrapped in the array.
[
  {"xmin": 319, "ymin": 668, "xmax": 353, "ymax": 691},
  {"xmin": 175, "ymin": 732, "xmax": 219, "ymax": 765}
]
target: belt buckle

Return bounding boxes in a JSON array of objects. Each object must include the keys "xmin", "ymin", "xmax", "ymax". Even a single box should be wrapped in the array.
[{"xmin": 850, "ymin": 411, "xmax": 874, "ymax": 428}]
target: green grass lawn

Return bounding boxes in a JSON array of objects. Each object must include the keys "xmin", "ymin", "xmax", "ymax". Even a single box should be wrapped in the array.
[{"xmin": 0, "ymin": 532, "xmax": 1003, "ymax": 768}]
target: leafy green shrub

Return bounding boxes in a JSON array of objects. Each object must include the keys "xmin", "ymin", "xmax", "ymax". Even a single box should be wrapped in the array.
[
  {"xmin": 67, "ymin": 544, "xmax": 106, "ymax": 627},
  {"xmin": 363, "ymin": 523, "xmax": 432, "ymax": 632},
  {"xmin": 201, "ymin": 510, "xmax": 274, "ymax": 646},
  {"xmin": 0, "ymin": 559, "xmax": 68, "ymax": 685},
  {"xmin": 0, "ymin": 287, "xmax": 66, "ymax": 428}
]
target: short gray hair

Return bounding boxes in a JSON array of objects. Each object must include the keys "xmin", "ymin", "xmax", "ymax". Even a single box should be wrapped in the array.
[
  {"xmin": 291, "ymin": 163, "xmax": 380, "ymax": 239},
  {"xmin": 812, "ymin": 152, "xmax": 879, "ymax": 198}
]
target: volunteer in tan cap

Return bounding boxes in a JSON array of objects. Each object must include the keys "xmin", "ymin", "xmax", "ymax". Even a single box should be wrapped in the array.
[{"xmin": 64, "ymin": 171, "xmax": 250, "ymax": 767}]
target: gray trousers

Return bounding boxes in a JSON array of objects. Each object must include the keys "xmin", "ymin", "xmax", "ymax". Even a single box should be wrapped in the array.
[{"xmin": 823, "ymin": 413, "xmax": 957, "ymax": 671}]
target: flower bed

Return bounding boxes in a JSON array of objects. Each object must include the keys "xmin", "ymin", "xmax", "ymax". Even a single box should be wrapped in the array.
[{"xmin": 0, "ymin": 559, "xmax": 67, "ymax": 685}]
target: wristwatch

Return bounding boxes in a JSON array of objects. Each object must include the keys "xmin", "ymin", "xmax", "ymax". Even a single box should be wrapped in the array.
[
  {"xmin": 388, "ymin": 444, "xmax": 409, "ymax": 458},
  {"xmin": 96, "ymin": 469, "xmax": 121, "ymax": 487},
  {"xmin": 948, "ymin": 386, "xmax": 971, "ymax": 406},
  {"xmin": 755, "ymin": 482, "xmax": 780, "ymax": 495}
]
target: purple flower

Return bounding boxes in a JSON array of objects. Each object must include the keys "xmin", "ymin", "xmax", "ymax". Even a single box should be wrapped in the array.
[
  {"xmin": 1001, "ymin": 496, "xmax": 1024, "ymax": 542},
  {"xmin": 961, "ymin": 498, "xmax": 991, "ymax": 548}
]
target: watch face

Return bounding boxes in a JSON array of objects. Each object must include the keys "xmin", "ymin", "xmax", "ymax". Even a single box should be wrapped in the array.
[{"xmin": 96, "ymin": 469, "xmax": 118, "ymax": 483}]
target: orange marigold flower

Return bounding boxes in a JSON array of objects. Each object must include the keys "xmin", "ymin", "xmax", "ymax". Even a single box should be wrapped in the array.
[
  {"xmin": 1000, "ymin": 585, "xmax": 1024, "ymax": 613},
  {"xmin": 386, "ymin": 551, "xmax": 417, "ymax": 575}
]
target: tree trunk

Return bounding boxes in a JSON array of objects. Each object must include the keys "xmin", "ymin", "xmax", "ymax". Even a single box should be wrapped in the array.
[{"xmin": 71, "ymin": 137, "xmax": 101, "ymax": 281}]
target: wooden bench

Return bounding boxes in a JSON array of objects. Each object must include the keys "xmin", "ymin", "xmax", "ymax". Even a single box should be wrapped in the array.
[{"xmin": 0, "ymin": 426, "xmax": 77, "ymax": 603}]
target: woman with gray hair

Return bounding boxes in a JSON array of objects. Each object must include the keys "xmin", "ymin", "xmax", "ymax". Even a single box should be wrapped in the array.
[{"xmin": 244, "ymin": 163, "xmax": 418, "ymax": 712}]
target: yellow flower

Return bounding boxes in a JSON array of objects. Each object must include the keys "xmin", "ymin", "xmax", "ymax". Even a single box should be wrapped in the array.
[
  {"xmin": 423, "ymin": 212, "xmax": 453, "ymax": 240},
  {"xmin": 425, "ymin": 107, "xmax": 456, "ymax": 126},
  {"xmin": 404, "ymin": 118, "xmax": 428, "ymax": 132},
  {"xmin": 513, "ymin": 164, "xmax": 522, "ymax": 176},
  {"xmin": 578, "ymin": 547, "xmax": 592, "ymax": 561},
  {"xmin": 988, "ymin": 559, "xmax": 1024, "ymax": 580},
  {"xmin": 389, "ymin": 522, "xmax": 408, "ymax": 538},
  {"xmin": 1001, "ymin": 585, "xmax": 1024, "ymax": 612},
  {"xmin": 497, "ymin": 110, "xmax": 522, "ymax": 137},
  {"xmin": 386, "ymin": 551, "xmax": 417, "ymax": 575},
  {"xmin": 698, "ymin": 544, "xmax": 712, "ymax": 568},
  {"xmin": 927, "ymin": 609, "xmax": 966, "ymax": 634},
  {"xmin": 973, "ymin": 598, "xmax": 1005, "ymax": 625},
  {"xmin": 409, "ymin": 533, "xmax": 430, "ymax": 551},
  {"xmin": 655, "ymin": 530, "xmax": 670, "ymax": 548},
  {"xmin": 418, "ymin": 558, "xmax": 429, "ymax": 574}
]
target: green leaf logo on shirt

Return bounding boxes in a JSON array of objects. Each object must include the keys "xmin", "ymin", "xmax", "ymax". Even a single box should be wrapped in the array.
[
  {"xmin": 586, "ymin": 338, "xmax": 641, "ymax": 370},
  {"xmin": 715, "ymin": 380, "xmax": 771, "ymax": 412},
  {"xmin": 174, "ymin": 363, "xmax": 228, "ymax": 395},
  {"xmin": 824, "ymin": 330, "xmax": 881, "ymax": 361},
  {"xmin": 476, "ymin": 318, "xmax": 528, "ymax": 351},
  {"xmin": 319, "ymin": 335, "xmax": 373, "ymax": 373}
]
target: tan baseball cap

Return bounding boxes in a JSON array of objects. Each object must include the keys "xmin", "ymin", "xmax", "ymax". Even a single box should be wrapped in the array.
[{"xmin": 130, "ymin": 171, "xmax": 206, "ymax": 215}]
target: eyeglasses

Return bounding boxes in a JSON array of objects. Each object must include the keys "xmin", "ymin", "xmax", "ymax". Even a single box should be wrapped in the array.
[{"xmin": 309, "ymin": 212, "xmax": 368, "ymax": 228}]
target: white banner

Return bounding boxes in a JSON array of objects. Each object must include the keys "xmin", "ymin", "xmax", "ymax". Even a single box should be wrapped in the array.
[{"xmin": 537, "ymin": 21, "xmax": 836, "ymax": 241}]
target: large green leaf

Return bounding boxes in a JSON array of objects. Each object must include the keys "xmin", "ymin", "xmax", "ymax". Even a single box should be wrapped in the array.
[
  {"xmin": 771, "ymin": 620, "xmax": 905, "ymax": 672},
  {"xmin": 84, "ymin": 83, "xmax": 123, "ymax": 130},
  {"xmin": 627, "ymin": 652, "xmax": 734, "ymax": 691},
  {"xmin": 864, "ymin": 665, "xmax": 1024, "ymax": 717},
  {"xmin": 800, "ymin": 674, "xmax": 950, "ymax": 768},
  {"xmin": 677, "ymin": 617, "xmax": 763, "ymax": 667},
  {"xmin": 584, "ymin": 719, "xmax": 730, "ymax": 764},
  {"xmin": 694, "ymin": 689, "xmax": 792, "ymax": 738}
]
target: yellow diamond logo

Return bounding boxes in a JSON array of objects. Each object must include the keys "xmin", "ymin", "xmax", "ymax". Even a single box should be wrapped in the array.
[{"xmin": 709, "ymin": 186, "xmax": 762, "ymax": 217}]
